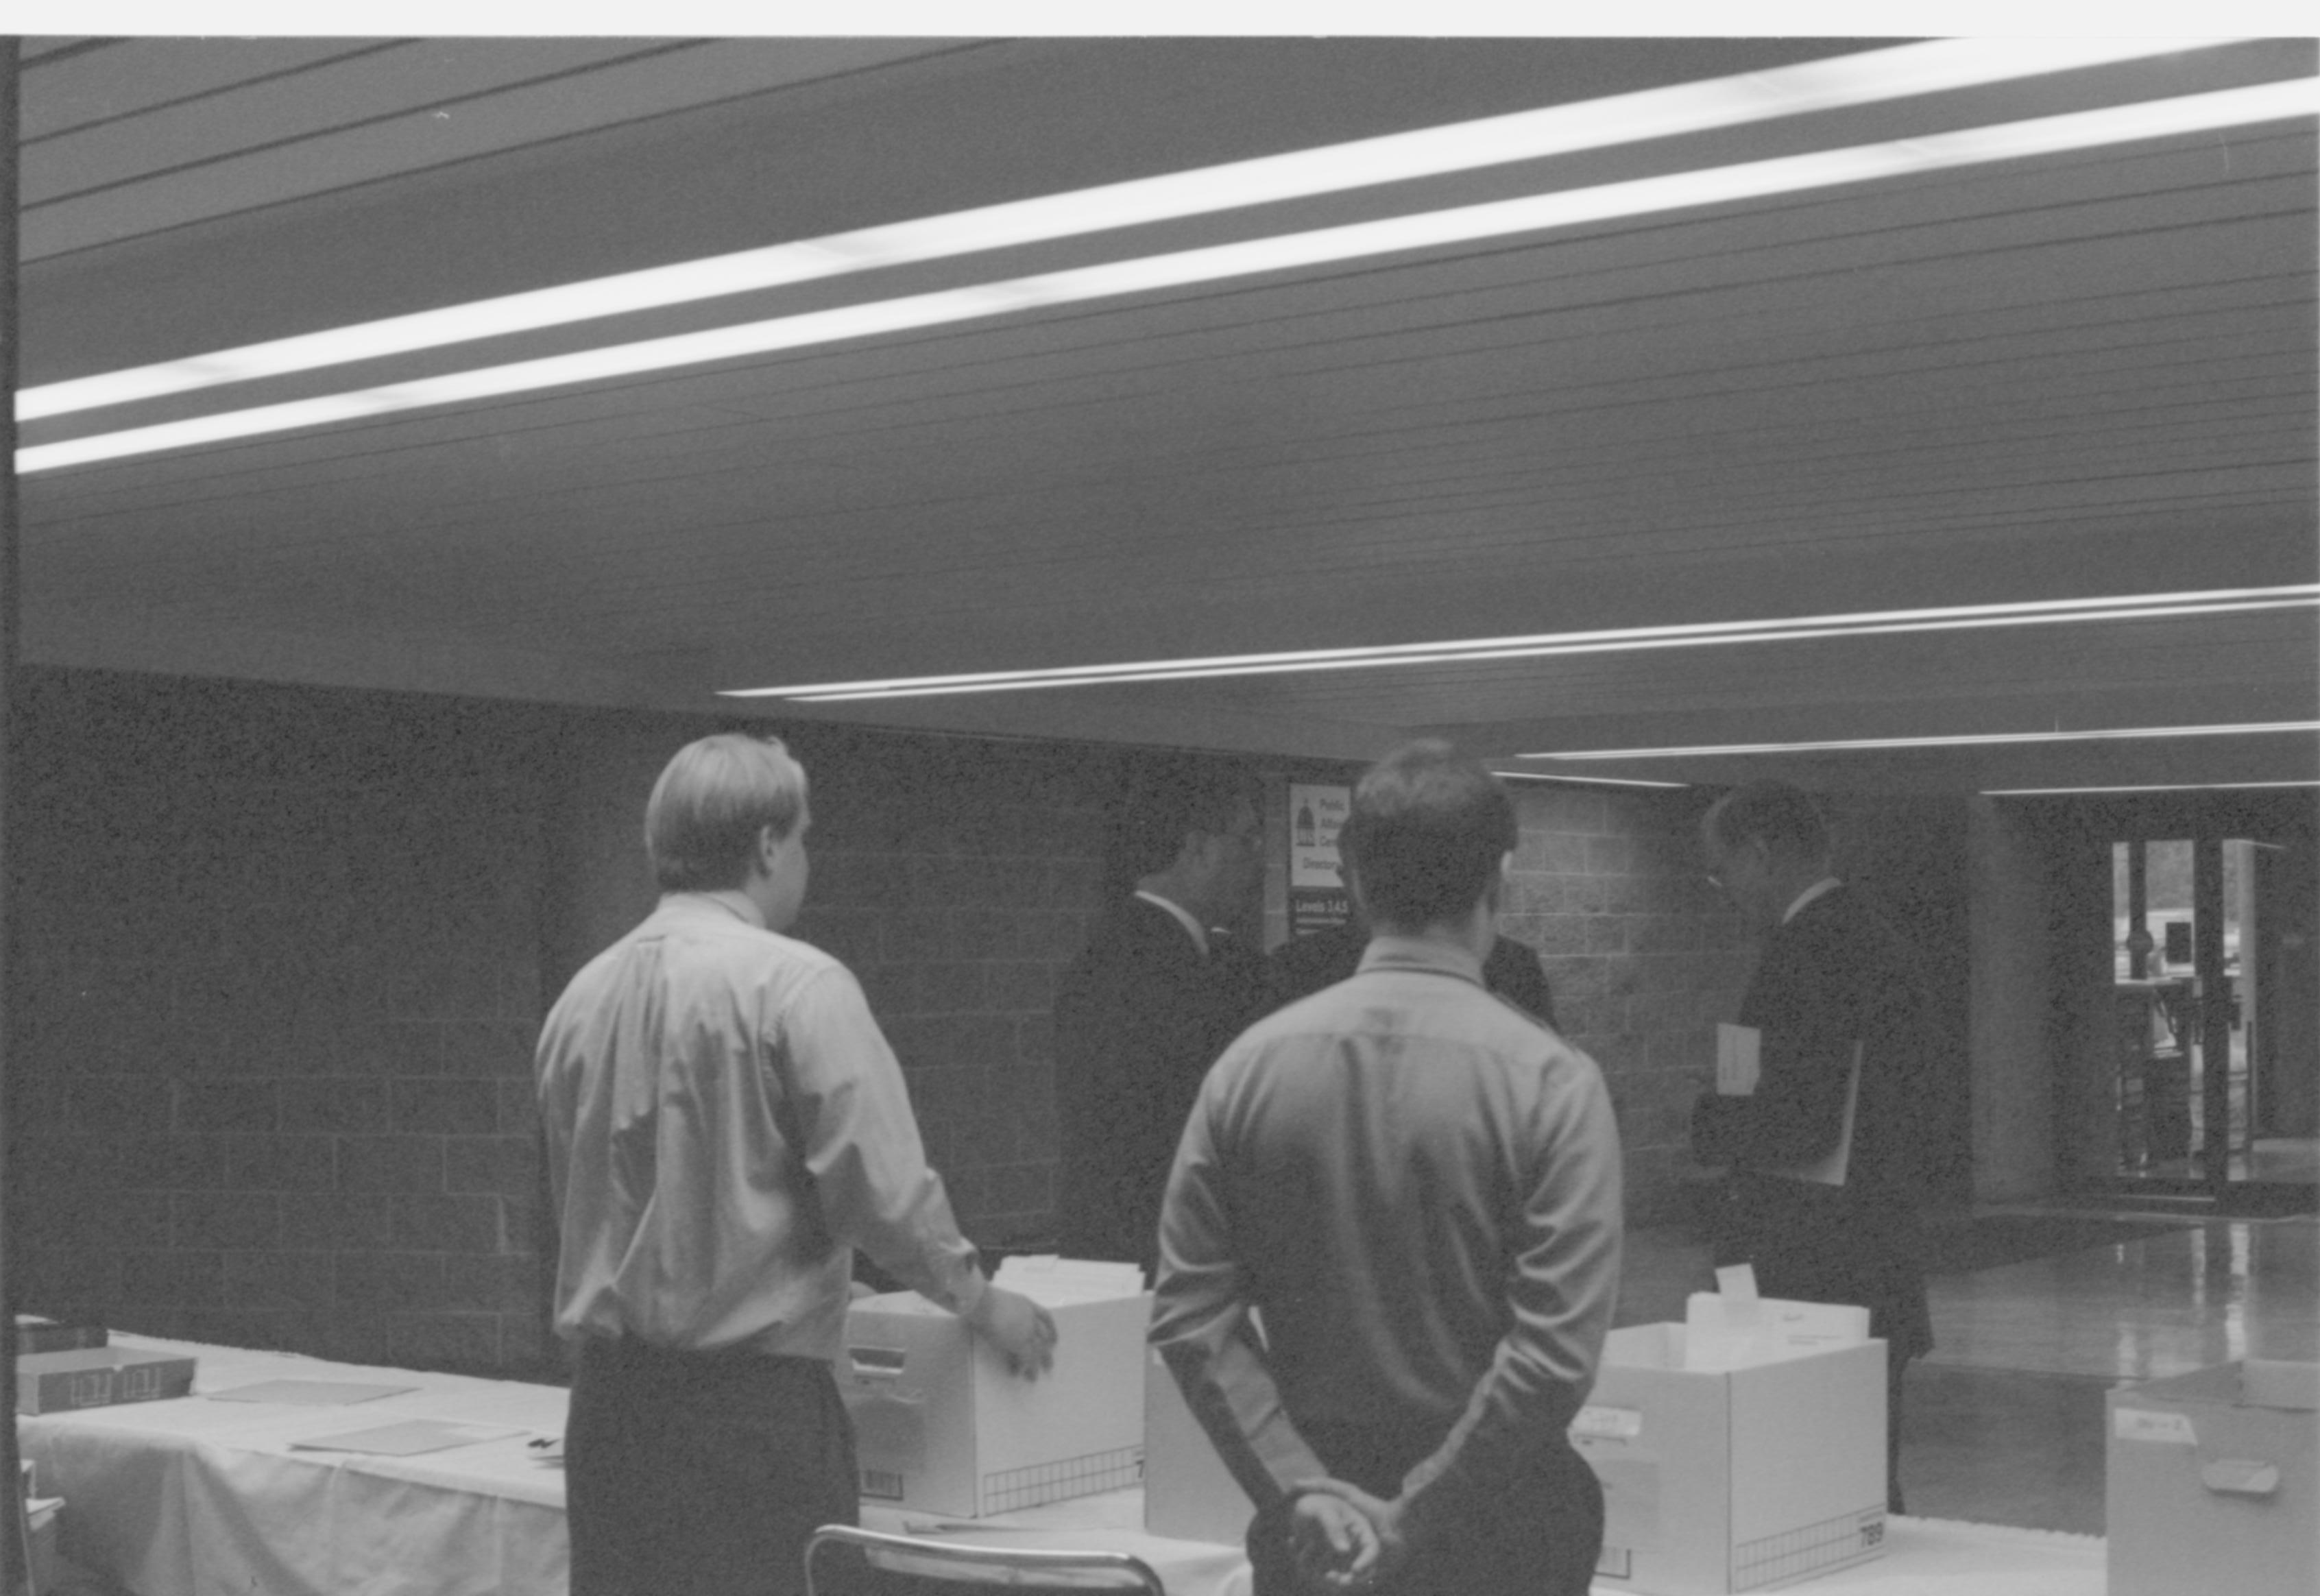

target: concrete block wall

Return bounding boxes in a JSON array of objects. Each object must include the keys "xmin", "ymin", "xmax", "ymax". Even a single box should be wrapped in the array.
[
  {"xmin": 1499, "ymin": 782, "xmax": 1747, "ymax": 1226},
  {"xmin": 4, "ymin": 668, "xmax": 1974, "ymax": 1375},
  {"xmin": 773, "ymin": 725, "xmax": 1120, "ymax": 1246},
  {"xmin": 8, "ymin": 668, "xmax": 553, "ymax": 1373}
]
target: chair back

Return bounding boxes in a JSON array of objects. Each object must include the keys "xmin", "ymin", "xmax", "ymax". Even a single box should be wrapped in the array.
[{"xmin": 803, "ymin": 1523, "xmax": 1167, "ymax": 1596}]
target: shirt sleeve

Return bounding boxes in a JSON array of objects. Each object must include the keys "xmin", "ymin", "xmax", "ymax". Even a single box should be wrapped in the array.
[
  {"xmin": 1392, "ymin": 1060, "xmax": 1623, "ymax": 1549},
  {"xmin": 777, "ymin": 965, "xmax": 985, "ymax": 1318},
  {"xmin": 1149, "ymin": 1071, "xmax": 1332, "ymax": 1510}
]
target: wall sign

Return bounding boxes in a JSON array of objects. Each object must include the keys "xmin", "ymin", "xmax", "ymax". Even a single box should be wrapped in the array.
[{"xmin": 1287, "ymin": 783, "xmax": 1352, "ymax": 937}]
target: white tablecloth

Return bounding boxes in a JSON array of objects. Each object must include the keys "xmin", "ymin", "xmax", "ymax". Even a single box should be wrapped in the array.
[
  {"xmin": 20, "ymin": 1335, "xmax": 571, "ymax": 1596},
  {"xmin": 20, "ymin": 1336, "xmax": 2106, "ymax": 1596}
]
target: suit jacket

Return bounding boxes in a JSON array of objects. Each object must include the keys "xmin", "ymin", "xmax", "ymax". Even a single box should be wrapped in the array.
[
  {"xmin": 1691, "ymin": 883, "xmax": 1935, "ymax": 1357},
  {"xmin": 1266, "ymin": 921, "xmax": 1560, "ymax": 1030},
  {"xmin": 1052, "ymin": 898, "xmax": 1268, "ymax": 1270}
]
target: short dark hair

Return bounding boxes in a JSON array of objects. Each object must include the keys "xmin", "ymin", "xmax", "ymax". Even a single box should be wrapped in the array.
[
  {"xmin": 644, "ymin": 734, "xmax": 808, "ymax": 891},
  {"xmin": 1341, "ymin": 739, "xmax": 1514, "ymax": 930},
  {"xmin": 1113, "ymin": 756, "xmax": 1256, "ymax": 877},
  {"xmin": 1703, "ymin": 782, "xmax": 1828, "ymax": 865}
]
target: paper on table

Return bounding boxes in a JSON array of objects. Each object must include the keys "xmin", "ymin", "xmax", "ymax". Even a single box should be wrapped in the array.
[
  {"xmin": 1715, "ymin": 1023, "xmax": 1761, "ymax": 1096},
  {"xmin": 207, "ymin": 1380, "xmax": 416, "ymax": 1406},
  {"xmin": 290, "ymin": 1419, "xmax": 526, "ymax": 1457}
]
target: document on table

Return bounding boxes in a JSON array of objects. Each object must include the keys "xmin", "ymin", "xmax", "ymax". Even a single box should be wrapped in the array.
[
  {"xmin": 290, "ymin": 1420, "xmax": 527, "ymax": 1456},
  {"xmin": 207, "ymin": 1380, "xmax": 416, "ymax": 1406}
]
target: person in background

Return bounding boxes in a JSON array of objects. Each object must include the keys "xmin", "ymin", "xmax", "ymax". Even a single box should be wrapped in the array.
[
  {"xmin": 536, "ymin": 734, "xmax": 1055, "ymax": 1596},
  {"xmin": 1265, "ymin": 909, "xmax": 1559, "ymax": 1028},
  {"xmin": 1153, "ymin": 739, "xmax": 1623, "ymax": 1596},
  {"xmin": 1690, "ymin": 780, "xmax": 1934, "ymax": 1516},
  {"xmin": 1053, "ymin": 761, "xmax": 1268, "ymax": 1274}
]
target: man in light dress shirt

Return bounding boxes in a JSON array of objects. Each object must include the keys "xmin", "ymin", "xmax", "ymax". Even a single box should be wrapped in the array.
[
  {"xmin": 1153, "ymin": 740, "xmax": 1624, "ymax": 1596},
  {"xmin": 536, "ymin": 734, "xmax": 1055, "ymax": 1596}
]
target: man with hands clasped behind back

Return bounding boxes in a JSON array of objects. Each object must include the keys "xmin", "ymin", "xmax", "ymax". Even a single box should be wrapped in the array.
[
  {"xmin": 536, "ymin": 734, "xmax": 1056, "ymax": 1596},
  {"xmin": 1152, "ymin": 740, "xmax": 1624, "ymax": 1596}
]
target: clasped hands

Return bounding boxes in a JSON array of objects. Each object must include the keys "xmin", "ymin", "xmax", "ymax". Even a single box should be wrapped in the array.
[{"xmin": 1284, "ymin": 1481, "xmax": 1406, "ymax": 1593}]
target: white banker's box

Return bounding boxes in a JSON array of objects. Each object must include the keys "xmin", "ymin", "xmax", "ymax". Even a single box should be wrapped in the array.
[
  {"xmin": 841, "ymin": 1257, "xmax": 1148, "ymax": 1519},
  {"xmin": 1573, "ymin": 1291, "xmax": 1887, "ymax": 1595},
  {"xmin": 1143, "ymin": 1343, "xmax": 1258, "ymax": 1544}
]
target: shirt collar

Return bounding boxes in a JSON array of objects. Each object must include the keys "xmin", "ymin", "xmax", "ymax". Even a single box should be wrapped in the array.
[
  {"xmin": 1781, "ymin": 877, "xmax": 1844, "ymax": 925},
  {"xmin": 1133, "ymin": 889, "xmax": 1209, "ymax": 956},
  {"xmin": 659, "ymin": 889, "xmax": 766, "ymax": 930},
  {"xmin": 1354, "ymin": 930, "xmax": 1485, "ymax": 985}
]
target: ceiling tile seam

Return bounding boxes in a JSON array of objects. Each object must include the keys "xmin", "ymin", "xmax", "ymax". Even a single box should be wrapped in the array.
[
  {"xmin": 21, "ymin": 41, "xmax": 1008, "ymax": 267},
  {"xmin": 622, "ymin": 265, "xmax": 2320, "ymax": 448},
  {"xmin": 19, "ymin": 38, "xmax": 728, "ymax": 212},
  {"xmin": 19, "ymin": 38, "xmax": 415, "ymax": 149},
  {"xmin": 32, "ymin": 418, "xmax": 2301, "ymax": 561}
]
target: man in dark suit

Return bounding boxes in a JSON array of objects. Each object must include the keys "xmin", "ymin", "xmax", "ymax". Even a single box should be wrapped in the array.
[
  {"xmin": 1053, "ymin": 762, "xmax": 1268, "ymax": 1274},
  {"xmin": 1690, "ymin": 782, "xmax": 1935, "ymax": 1515},
  {"xmin": 1266, "ymin": 913, "xmax": 1559, "ymax": 1029}
]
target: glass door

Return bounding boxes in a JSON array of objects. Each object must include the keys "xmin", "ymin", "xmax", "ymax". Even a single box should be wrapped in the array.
[
  {"xmin": 2111, "ymin": 839, "xmax": 2197, "ymax": 1183},
  {"xmin": 2110, "ymin": 832, "xmax": 2315, "ymax": 1202}
]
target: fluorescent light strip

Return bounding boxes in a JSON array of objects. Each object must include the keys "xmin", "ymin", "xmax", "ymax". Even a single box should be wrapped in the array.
[
  {"xmin": 23, "ymin": 75, "xmax": 2318, "ymax": 476},
  {"xmin": 1982, "ymin": 780, "xmax": 2320, "ymax": 794},
  {"xmin": 1525, "ymin": 723, "xmax": 2320, "ymax": 760},
  {"xmin": 1496, "ymin": 771, "xmax": 1691, "ymax": 789},
  {"xmin": 734, "ymin": 587, "xmax": 2319, "ymax": 701},
  {"xmin": 16, "ymin": 38, "xmax": 2204, "ymax": 423},
  {"xmin": 783, "ymin": 598, "xmax": 2311, "ymax": 701}
]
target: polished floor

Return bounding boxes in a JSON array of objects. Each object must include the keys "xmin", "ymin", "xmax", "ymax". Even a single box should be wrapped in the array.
[{"xmin": 1618, "ymin": 1205, "xmax": 2320, "ymax": 1536}]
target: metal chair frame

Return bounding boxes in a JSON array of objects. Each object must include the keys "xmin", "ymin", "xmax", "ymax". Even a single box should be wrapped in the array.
[{"xmin": 803, "ymin": 1523, "xmax": 1168, "ymax": 1596}]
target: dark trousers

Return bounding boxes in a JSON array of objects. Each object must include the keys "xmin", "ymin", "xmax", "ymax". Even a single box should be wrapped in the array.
[
  {"xmin": 566, "ymin": 1338, "xmax": 858, "ymax": 1596},
  {"xmin": 1248, "ymin": 1419, "xmax": 1604, "ymax": 1596}
]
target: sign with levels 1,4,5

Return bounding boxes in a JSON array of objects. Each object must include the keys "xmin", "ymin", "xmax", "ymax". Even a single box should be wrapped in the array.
[{"xmin": 1287, "ymin": 784, "xmax": 1351, "ymax": 937}]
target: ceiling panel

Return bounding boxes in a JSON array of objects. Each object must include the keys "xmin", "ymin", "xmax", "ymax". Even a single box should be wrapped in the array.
[{"xmin": 12, "ymin": 35, "xmax": 2317, "ymax": 792}]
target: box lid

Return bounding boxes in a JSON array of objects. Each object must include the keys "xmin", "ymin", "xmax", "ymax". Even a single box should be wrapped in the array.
[{"xmin": 992, "ymin": 1256, "xmax": 1146, "ymax": 1306}]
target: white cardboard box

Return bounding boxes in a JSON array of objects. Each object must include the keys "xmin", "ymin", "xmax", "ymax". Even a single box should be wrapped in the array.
[
  {"xmin": 1573, "ymin": 1324, "xmax": 1887, "ymax": 1595},
  {"xmin": 1142, "ymin": 1343, "xmax": 1258, "ymax": 1545},
  {"xmin": 2106, "ymin": 1359, "xmax": 2320, "ymax": 1596},
  {"xmin": 841, "ymin": 1258, "xmax": 1149, "ymax": 1519},
  {"xmin": 1681, "ymin": 1293, "xmax": 1871, "ymax": 1371}
]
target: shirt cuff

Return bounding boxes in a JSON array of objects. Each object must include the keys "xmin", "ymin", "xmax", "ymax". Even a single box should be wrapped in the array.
[{"xmin": 947, "ymin": 1263, "xmax": 989, "ymax": 1322}]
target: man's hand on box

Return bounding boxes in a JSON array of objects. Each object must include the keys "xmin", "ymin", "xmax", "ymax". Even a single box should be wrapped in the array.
[{"xmin": 963, "ymin": 1284, "xmax": 1057, "ymax": 1379}]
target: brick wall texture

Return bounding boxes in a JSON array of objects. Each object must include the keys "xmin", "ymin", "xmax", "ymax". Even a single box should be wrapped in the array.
[
  {"xmin": 9, "ymin": 670, "xmax": 553, "ymax": 1375},
  {"xmin": 1501, "ymin": 782, "xmax": 1750, "ymax": 1225},
  {"xmin": 8, "ymin": 669, "xmax": 1800, "ymax": 1374}
]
